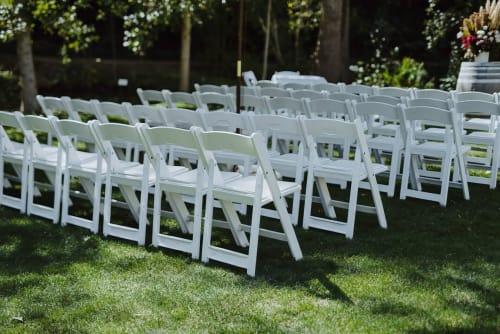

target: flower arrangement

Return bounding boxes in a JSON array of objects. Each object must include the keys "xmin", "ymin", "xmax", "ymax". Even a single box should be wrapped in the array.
[{"xmin": 457, "ymin": 0, "xmax": 500, "ymax": 60}]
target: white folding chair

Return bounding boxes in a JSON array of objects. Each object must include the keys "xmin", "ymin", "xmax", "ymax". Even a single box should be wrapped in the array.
[
  {"xmin": 311, "ymin": 82, "xmax": 345, "ymax": 94},
  {"xmin": 353, "ymin": 102, "xmax": 405, "ymax": 197},
  {"xmin": 49, "ymin": 118, "xmax": 104, "ymax": 233},
  {"xmin": 161, "ymin": 90, "xmax": 198, "ymax": 109},
  {"xmin": 138, "ymin": 125, "xmax": 205, "ymax": 258},
  {"xmin": 90, "ymin": 122, "xmax": 158, "ymax": 245},
  {"xmin": 305, "ymin": 98, "xmax": 355, "ymax": 162},
  {"xmin": 399, "ymin": 106, "xmax": 470, "ymax": 206},
  {"xmin": 193, "ymin": 128, "xmax": 303, "ymax": 277},
  {"xmin": 454, "ymin": 100, "xmax": 500, "ymax": 189},
  {"xmin": 412, "ymin": 88, "xmax": 451, "ymax": 101},
  {"xmin": 19, "ymin": 115, "xmax": 64, "ymax": 223},
  {"xmin": 344, "ymin": 83, "xmax": 375, "ymax": 96},
  {"xmin": 452, "ymin": 92, "xmax": 499, "ymax": 165},
  {"xmin": 291, "ymin": 89, "xmax": 328, "ymax": 101},
  {"xmin": 136, "ymin": 88, "xmax": 168, "ymax": 106},
  {"xmin": 158, "ymin": 107, "xmax": 207, "ymax": 167},
  {"xmin": 240, "ymin": 94, "xmax": 272, "ymax": 115},
  {"xmin": 283, "ymin": 82, "xmax": 311, "ymax": 90},
  {"xmin": 249, "ymin": 114, "xmax": 306, "ymax": 225},
  {"xmin": 194, "ymin": 83, "xmax": 228, "ymax": 94},
  {"xmin": 124, "ymin": 103, "xmax": 166, "ymax": 127},
  {"xmin": 227, "ymin": 85, "xmax": 259, "ymax": 97},
  {"xmin": 329, "ymin": 92, "xmax": 365, "ymax": 103},
  {"xmin": 259, "ymin": 87, "xmax": 291, "ymax": 98},
  {"xmin": 92, "ymin": 100, "xmax": 136, "ymax": 161},
  {"xmin": 299, "ymin": 116, "xmax": 388, "ymax": 238},
  {"xmin": 267, "ymin": 96, "xmax": 309, "ymax": 118},
  {"xmin": 376, "ymin": 86, "xmax": 413, "ymax": 99},
  {"xmin": 0, "ymin": 111, "xmax": 29, "ymax": 213},
  {"xmin": 194, "ymin": 91, "xmax": 236, "ymax": 113}
]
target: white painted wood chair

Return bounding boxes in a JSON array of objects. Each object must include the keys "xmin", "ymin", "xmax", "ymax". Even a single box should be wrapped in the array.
[
  {"xmin": 138, "ymin": 124, "xmax": 203, "ymax": 258},
  {"xmin": 454, "ymin": 100, "xmax": 500, "ymax": 189},
  {"xmin": 49, "ymin": 118, "xmax": 104, "ymax": 233},
  {"xmin": 192, "ymin": 127, "xmax": 303, "ymax": 277},
  {"xmin": 249, "ymin": 114, "xmax": 306, "ymax": 225},
  {"xmin": 0, "ymin": 111, "xmax": 29, "ymax": 213},
  {"xmin": 298, "ymin": 116, "xmax": 388, "ymax": 239},
  {"xmin": 90, "ymin": 122, "xmax": 156, "ymax": 245},
  {"xmin": 399, "ymin": 106, "xmax": 470, "ymax": 207},
  {"xmin": 353, "ymin": 101, "xmax": 405, "ymax": 198},
  {"xmin": 194, "ymin": 91, "xmax": 236, "ymax": 113},
  {"xmin": 136, "ymin": 88, "xmax": 168, "ymax": 106},
  {"xmin": 19, "ymin": 115, "xmax": 64, "ymax": 224}
]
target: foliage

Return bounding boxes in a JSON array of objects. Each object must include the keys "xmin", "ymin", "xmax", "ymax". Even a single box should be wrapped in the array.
[
  {"xmin": 286, "ymin": 0, "xmax": 321, "ymax": 33},
  {"xmin": 0, "ymin": 66, "xmax": 19, "ymax": 109},
  {"xmin": 457, "ymin": 0, "xmax": 500, "ymax": 60},
  {"xmin": 0, "ymin": 1, "xmax": 99, "ymax": 63},
  {"xmin": 422, "ymin": 0, "xmax": 484, "ymax": 89},
  {"xmin": 350, "ymin": 30, "xmax": 431, "ymax": 88},
  {"xmin": 121, "ymin": 0, "xmax": 227, "ymax": 56}
]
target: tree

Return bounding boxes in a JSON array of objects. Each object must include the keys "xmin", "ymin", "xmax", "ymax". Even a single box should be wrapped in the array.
[
  {"xmin": 314, "ymin": 0, "xmax": 350, "ymax": 82},
  {"xmin": 0, "ymin": 0, "xmax": 98, "ymax": 112},
  {"xmin": 122, "ymin": 0, "xmax": 226, "ymax": 91}
]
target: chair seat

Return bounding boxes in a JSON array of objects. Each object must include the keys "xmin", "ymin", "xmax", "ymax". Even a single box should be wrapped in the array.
[
  {"xmin": 314, "ymin": 158, "xmax": 387, "ymax": 180},
  {"xmin": 463, "ymin": 131, "xmax": 496, "ymax": 145},
  {"xmin": 213, "ymin": 175, "xmax": 300, "ymax": 204}
]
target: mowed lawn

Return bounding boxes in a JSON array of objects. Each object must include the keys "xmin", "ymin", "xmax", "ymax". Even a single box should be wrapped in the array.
[{"xmin": 0, "ymin": 182, "xmax": 499, "ymax": 333}]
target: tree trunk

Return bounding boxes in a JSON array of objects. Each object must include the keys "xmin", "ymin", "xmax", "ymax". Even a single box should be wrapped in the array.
[
  {"xmin": 261, "ymin": 0, "xmax": 272, "ymax": 80},
  {"xmin": 179, "ymin": 11, "xmax": 192, "ymax": 92},
  {"xmin": 16, "ymin": 29, "xmax": 38, "ymax": 113},
  {"xmin": 315, "ymin": 0, "xmax": 350, "ymax": 82}
]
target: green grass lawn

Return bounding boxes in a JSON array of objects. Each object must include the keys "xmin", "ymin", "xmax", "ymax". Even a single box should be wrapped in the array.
[{"xmin": 0, "ymin": 182, "xmax": 499, "ymax": 333}]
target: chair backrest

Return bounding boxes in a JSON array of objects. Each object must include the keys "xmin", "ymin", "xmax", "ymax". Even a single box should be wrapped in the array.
[
  {"xmin": 201, "ymin": 111, "xmax": 252, "ymax": 134},
  {"xmin": 92, "ymin": 100, "xmax": 131, "ymax": 124},
  {"xmin": 138, "ymin": 124, "xmax": 198, "ymax": 178},
  {"xmin": 158, "ymin": 107, "xmax": 206, "ymax": 129},
  {"xmin": 311, "ymin": 82, "xmax": 344, "ymax": 94},
  {"xmin": 291, "ymin": 89, "xmax": 327, "ymax": 100},
  {"xmin": 49, "ymin": 118, "xmax": 98, "ymax": 165},
  {"xmin": 305, "ymin": 98, "xmax": 353, "ymax": 120},
  {"xmin": 283, "ymin": 82, "xmax": 311, "ymax": 90},
  {"xmin": 452, "ymin": 91, "xmax": 498, "ymax": 103},
  {"xmin": 405, "ymin": 97, "xmax": 452, "ymax": 110},
  {"xmin": 18, "ymin": 115, "xmax": 57, "ymax": 159},
  {"xmin": 353, "ymin": 101, "xmax": 405, "ymax": 139},
  {"xmin": 412, "ymin": 88, "xmax": 451, "ymax": 101},
  {"xmin": 227, "ymin": 85, "xmax": 259, "ymax": 96},
  {"xmin": 243, "ymin": 70, "xmax": 258, "ymax": 86},
  {"xmin": 194, "ymin": 92, "xmax": 236, "ymax": 112},
  {"xmin": 454, "ymin": 100, "xmax": 500, "ymax": 117},
  {"xmin": 193, "ymin": 128, "xmax": 279, "ymax": 188},
  {"xmin": 298, "ymin": 116, "xmax": 369, "ymax": 164},
  {"xmin": 136, "ymin": 88, "xmax": 167, "ymax": 106},
  {"xmin": 256, "ymin": 80, "xmax": 281, "ymax": 88},
  {"xmin": 329, "ymin": 92, "xmax": 365, "ymax": 103},
  {"xmin": 240, "ymin": 95, "xmax": 272, "ymax": 115},
  {"xmin": 124, "ymin": 103, "xmax": 166, "ymax": 126},
  {"xmin": 260, "ymin": 87, "xmax": 291, "ymax": 98},
  {"xmin": 377, "ymin": 87, "xmax": 413, "ymax": 98},
  {"xmin": 65, "ymin": 98, "xmax": 102, "ymax": 122},
  {"xmin": 250, "ymin": 114, "xmax": 304, "ymax": 154},
  {"xmin": 161, "ymin": 90, "xmax": 198, "ymax": 109},
  {"xmin": 365, "ymin": 94, "xmax": 401, "ymax": 106},
  {"xmin": 194, "ymin": 83, "xmax": 228, "ymax": 94},
  {"xmin": 90, "ymin": 122, "xmax": 144, "ymax": 162},
  {"xmin": 36, "ymin": 95, "xmax": 75, "ymax": 119},
  {"xmin": 344, "ymin": 83, "xmax": 375, "ymax": 96},
  {"xmin": 267, "ymin": 96, "xmax": 308, "ymax": 117},
  {"xmin": 0, "ymin": 110, "xmax": 25, "ymax": 152},
  {"xmin": 401, "ymin": 106, "xmax": 459, "ymax": 146}
]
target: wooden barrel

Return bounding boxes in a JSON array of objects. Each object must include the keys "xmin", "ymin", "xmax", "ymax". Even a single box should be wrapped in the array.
[{"xmin": 456, "ymin": 62, "xmax": 500, "ymax": 93}]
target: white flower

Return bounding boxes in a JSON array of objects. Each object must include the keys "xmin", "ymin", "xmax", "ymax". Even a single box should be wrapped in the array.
[
  {"xmin": 457, "ymin": 31, "xmax": 463, "ymax": 38},
  {"xmin": 477, "ymin": 30, "xmax": 485, "ymax": 36}
]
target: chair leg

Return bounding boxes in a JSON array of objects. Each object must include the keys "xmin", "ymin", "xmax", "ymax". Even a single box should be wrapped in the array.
[
  {"xmin": 400, "ymin": 151, "xmax": 412, "ymax": 200},
  {"xmin": 246, "ymin": 192, "xmax": 263, "ymax": 277},
  {"xmin": 302, "ymin": 166, "xmax": 315, "ymax": 230}
]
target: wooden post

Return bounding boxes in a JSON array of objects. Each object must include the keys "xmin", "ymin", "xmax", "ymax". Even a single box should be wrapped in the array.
[{"xmin": 236, "ymin": 0, "xmax": 244, "ymax": 114}]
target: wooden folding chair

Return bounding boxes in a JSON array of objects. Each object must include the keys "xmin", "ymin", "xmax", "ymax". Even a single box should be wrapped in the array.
[
  {"xmin": 193, "ymin": 128, "xmax": 303, "ymax": 277},
  {"xmin": 298, "ymin": 116, "xmax": 388, "ymax": 239}
]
